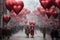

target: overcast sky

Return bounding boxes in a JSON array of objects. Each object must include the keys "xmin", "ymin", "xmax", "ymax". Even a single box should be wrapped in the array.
[{"xmin": 23, "ymin": 0, "xmax": 41, "ymax": 11}]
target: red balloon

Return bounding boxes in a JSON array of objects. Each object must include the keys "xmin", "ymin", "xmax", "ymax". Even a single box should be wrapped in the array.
[
  {"xmin": 5, "ymin": 0, "xmax": 14, "ymax": 11},
  {"xmin": 5, "ymin": 0, "xmax": 24, "ymax": 14},
  {"xmin": 13, "ymin": 0, "xmax": 24, "ymax": 14},
  {"xmin": 52, "ymin": 11, "xmax": 58, "ymax": 18},
  {"xmin": 49, "ymin": 5, "xmax": 56, "ymax": 13},
  {"xmin": 55, "ymin": 0, "xmax": 60, "ymax": 9},
  {"xmin": 3, "ymin": 15, "xmax": 11, "ymax": 23},
  {"xmin": 23, "ymin": 8, "xmax": 30, "ymax": 14},
  {"xmin": 37, "ymin": 7, "xmax": 46, "ymax": 16},
  {"xmin": 46, "ymin": 9, "xmax": 51, "ymax": 18},
  {"xmin": 33, "ymin": 10, "xmax": 40, "ymax": 16},
  {"xmin": 37, "ymin": 7, "xmax": 46, "ymax": 13},
  {"xmin": 29, "ymin": 20, "xmax": 36, "ymax": 26},
  {"xmin": 40, "ymin": 0, "xmax": 53, "ymax": 9},
  {"xmin": 49, "ymin": 20, "xmax": 53, "ymax": 25},
  {"xmin": 19, "ymin": 8, "xmax": 30, "ymax": 15}
]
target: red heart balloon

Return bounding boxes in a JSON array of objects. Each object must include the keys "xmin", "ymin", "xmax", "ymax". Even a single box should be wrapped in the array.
[
  {"xmin": 55, "ymin": 0, "xmax": 60, "ymax": 9},
  {"xmin": 37, "ymin": 7, "xmax": 46, "ymax": 16},
  {"xmin": 46, "ymin": 9, "xmax": 51, "ymax": 18},
  {"xmin": 52, "ymin": 11, "xmax": 58, "ymax": 18},
  {"xmin": 49, "ymin": 21, "xmax": 53, "ymax": 25},
  {"xmin": 5, "ymin": 0, "xmax": 24, "ymax": 14},
  {"xmin": 33, "ymin": 10, "xmax": 40, "ymax": 16},
  {"xmin": 19, "ymin": 8, "xmax": 30, "ymax": 15},
  {"xmin": 55, "ymin": 18, "xmax": 59, "ymax": 22},
  {"xmin": 5, "ymin": 0, "xmax": 14, "ymax": 11},
  {"xmin": 40, "ymin": 0, "xmax": 53, "ymax": 9},
  {"xmin": 37, "ymin": 7, "xmax": 46, "ymax": 13},
  {"xmin": 29, "ymin": 20, "xmax": 36, "ymax": 26},
  {"xmin": 3, "ymin": 15, "xmax": 11, "ymax": 23},
  {"xmin": 13, "ymin": 0, "xmax": 24, "ymax": 15},
  {"xmin": 49, "ymin": 5, "xmax": 56, "ymax": 13}
]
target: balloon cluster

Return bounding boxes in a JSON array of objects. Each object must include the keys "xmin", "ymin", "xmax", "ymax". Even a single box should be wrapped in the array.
[
  {"xmin": 39, "ymin": 0, "xmax": 60, "ymax": 19},
  {"xmin": 3, "ymin": 0, "xmax": 31, "ymax": 24},
  {"xmin": 40, "ymin": 0, "xmax": 60, "ymax": 9},
  {"xmin": 33, "ymin": 0, "xmax": 60, "ymax": 27},
  {"xmin": 3, "ymin": 0, "xmax": 24, "ymax": 24},
  {"xmin": 5, "ymin": 0, "xmax": 24, "ymax": 15},
  {"xmin": 29, "ymin": 20, "xmax": 36, "ymax": 26},
  {"xmin": 39, "ymin": 0, "xmax": 60, "ymax": 27}
]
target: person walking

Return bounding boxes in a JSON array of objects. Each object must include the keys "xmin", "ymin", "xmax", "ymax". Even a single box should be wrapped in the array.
[
  {"xmin": 50, "ymin": 28, "xmax": 58, "ymax": 40},
  {"xmin": 42, "ymin": 27, "xmax": 46, "ymax": 39},
  {"xmin": 25, "ymin": 27, "xmax": 30, "ymax": 38},
  {"xmin": 30, "ymin": 26, "xmax": 34, "ymax": 38},
  {"xmin": 0, "ymin": 27, "xmax": 2, "ymax": 40}
]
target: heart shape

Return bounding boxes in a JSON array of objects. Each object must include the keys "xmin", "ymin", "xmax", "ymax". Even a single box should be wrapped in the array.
[
  {"xmin": 40, "ymin": 0, "xmax": 53, "ymax": 9},
  {"xmin": 38, "ymin": 7, "xmax": 46, "ymax": 13},
  {"xmin": 49, "ymin": 5, "xmax": 56, "ymax": 13},
  {"xmin": 5, "ymin": 0, "xmax": 24, "ymax": 14},
  {"xmin": 54, "ymin": 0, "xmax": 60, "ymax": 9},
  {"xmin": 52, "ymin": 11, "xmax": 58, "ymax": 18},
  {"xmin": 29, "ymin": 20, "xmax": 36, "ymax": 26},
  {"xmin": 5, "ymin": 0, "xmax": 14, "ymax": 11},
  {"xmin": 13, "ymin": 5, "xmax": 23, "ymax": 14},
  {"xmin": 46, "ymin": 9, "xmax": 51, "ymax": 18},
  {"xmin": 37, "ymin": 7, "xmax": 46, "ymax": 16},
  {"xmin": 3, "ymin": 15, "xmax": 11, "ymax": 23},
  {"xmin": 13, "ymin": 0, "xmax": 24, "ymax": 14}
]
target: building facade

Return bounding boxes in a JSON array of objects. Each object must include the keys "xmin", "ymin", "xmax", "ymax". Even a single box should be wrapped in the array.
[{"xmin": 0, "ymin": 0, "xmax": 7, "ymax": 27}]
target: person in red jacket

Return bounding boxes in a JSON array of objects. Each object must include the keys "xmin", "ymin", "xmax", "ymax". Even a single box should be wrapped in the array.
[
  {"xmin": 29, "ymin": 20, "xmax": 36, "ymax": 38},
  {"xmin": 30, "ymin": 26, "xmax": 34, "ymax": 38}
]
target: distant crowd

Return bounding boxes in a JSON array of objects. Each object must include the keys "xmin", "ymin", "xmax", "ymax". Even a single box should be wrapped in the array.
[{"xmin": 0, "ymin": 25, "xmax": 60, "ymax": 40}]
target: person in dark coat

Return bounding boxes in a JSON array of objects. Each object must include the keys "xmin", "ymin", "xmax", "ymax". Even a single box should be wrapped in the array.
[
  {"xmin": 6, "ymin": 27, "xmax": 12, "ymax": 40},
  {"xmin": 2, "ymin": 27, "xmax": 11, "ymax": 40},
  {"xmin": 0, "ymin": 27, "xmax": 2, "ymax": 40},
  {"xmin": 25, "ymin": 27, "xmax": 30, "ymax": 38},
  {"xmin": 42, "ymin": 27, "xmax": 46, "ymax": 39},
  {"xmin": 50, "ymin": 28, "xmax": 58, "ymax": 40}
]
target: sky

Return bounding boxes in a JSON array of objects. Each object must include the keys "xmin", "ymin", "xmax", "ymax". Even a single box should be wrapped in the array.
[{"xmin": 23, "ymin": 0, "xmax": 41, "ymax": 11}]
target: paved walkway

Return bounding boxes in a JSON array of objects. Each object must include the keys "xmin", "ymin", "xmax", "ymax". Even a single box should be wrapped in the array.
[{"xmin": 10, "ymin": 30, "xmax": 52, "ymax": 40}]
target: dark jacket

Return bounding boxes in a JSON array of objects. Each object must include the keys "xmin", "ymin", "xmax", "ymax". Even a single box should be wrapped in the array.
[{"xmin": 51, "ymin": 29, "xmax": 58, "ymax": 37}]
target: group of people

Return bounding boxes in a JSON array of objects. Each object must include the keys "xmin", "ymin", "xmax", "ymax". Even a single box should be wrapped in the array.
[
  {"xmin": 50, "ymin": 27, "xmax": 59, "ymax": 40},
  {"xmin": 0, "ymin": 25, "xmax": 24, "ymax": 40},
  {"xmin": 42, "ymin": 27, "xmax": 59, "ymax": 40},
  {"xmin": 0, "ymin": 25, "xmax": 59, "ymax": 40},
  {"xmin": 25, "ymin": 25, "xmax": 34, "ymax": 38},
  {"xmin": 0, "ymin": 27, "xmax": 12, "ymax": 40}
]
